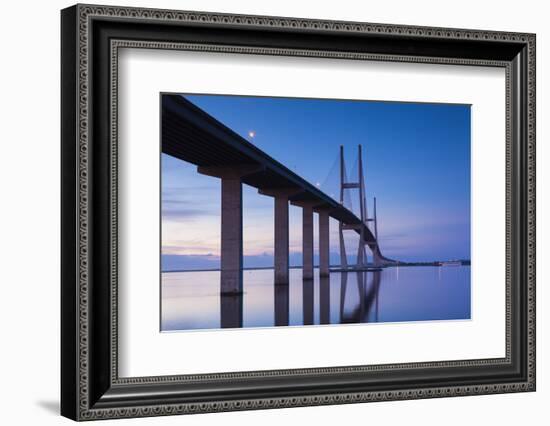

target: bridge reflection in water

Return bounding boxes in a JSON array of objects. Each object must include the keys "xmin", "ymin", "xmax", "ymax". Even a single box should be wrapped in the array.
[{"xmin": 161, "ymin": 266, "xmax": 471, "ymax": 331}]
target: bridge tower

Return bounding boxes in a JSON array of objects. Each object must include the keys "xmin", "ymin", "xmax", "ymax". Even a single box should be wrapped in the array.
[{"xmin": 339, "ymin": 145, "xmax": 379, "ymax": 269}]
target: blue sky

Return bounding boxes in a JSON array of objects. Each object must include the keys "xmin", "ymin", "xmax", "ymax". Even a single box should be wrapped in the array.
[{"xmin": 161, "ymin": 94, "xmax": 471, "ymax": 271}]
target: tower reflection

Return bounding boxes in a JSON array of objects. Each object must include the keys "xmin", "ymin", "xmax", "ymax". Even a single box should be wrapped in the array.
[{"xmin": 340, "ymin": 271, "xmax": 381, "ymax": 324}]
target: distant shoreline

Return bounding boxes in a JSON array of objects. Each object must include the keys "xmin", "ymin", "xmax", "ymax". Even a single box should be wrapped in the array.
[{"xmin": 163, "ymin": 260, "xmax": 471, "ymax": 273}]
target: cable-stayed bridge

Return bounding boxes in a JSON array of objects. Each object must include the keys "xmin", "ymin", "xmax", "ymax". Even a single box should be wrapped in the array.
[{"xmin": 162, "ymin": 95, "xmax": 396, "ymax": 296}]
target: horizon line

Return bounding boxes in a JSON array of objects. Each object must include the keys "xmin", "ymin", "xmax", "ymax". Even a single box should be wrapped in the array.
[{"xmin": 162, "ymin": 259, "xmax": 471, "ymax": 273}]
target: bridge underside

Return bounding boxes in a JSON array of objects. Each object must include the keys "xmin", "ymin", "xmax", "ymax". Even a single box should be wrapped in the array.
[{"xmin": 162, "ymin": 95, "xmax": 394, "ymax": 291}]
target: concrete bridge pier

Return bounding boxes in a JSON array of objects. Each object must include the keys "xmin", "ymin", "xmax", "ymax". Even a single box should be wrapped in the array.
[
  {"xmin": 198, "ymin": 164, "xmax": 262, "ymax": 295},
  {"xmin": 220, "ymin": 177, "xmax": 243, "ymax": 295},
  {"xmin": 291, "ymin": 200, "xmax": 318, "ymax": 280},
  {"xmin": 315, "ymin": 207, "xmax": 331, "ymax": 277},
  {"xmin": 302, "ymin": 205, "xmax": 314, "ymax": 280},
  {"xmin": 259, "ymin": 188, "xmax": 302, "ymax": 285},
  {"xmin": 274, "ymin": 195, "xmax": 290, "ymax": 283}
]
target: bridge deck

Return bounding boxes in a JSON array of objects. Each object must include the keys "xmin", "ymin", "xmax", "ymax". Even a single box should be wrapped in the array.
[{"xmin": 162, "ymin": 94, "xmax": 390, "ymax": 261}]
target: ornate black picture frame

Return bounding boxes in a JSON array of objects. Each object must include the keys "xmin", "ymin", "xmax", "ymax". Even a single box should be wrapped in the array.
[{"xmin": 61, "ymin": 4, "xmax": 536, "ymax": 421}]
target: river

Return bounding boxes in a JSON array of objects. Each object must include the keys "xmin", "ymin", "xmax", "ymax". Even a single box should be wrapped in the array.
[{"xmin": 161, "ymin": 265, "xmax": 470, "ymax": 331}]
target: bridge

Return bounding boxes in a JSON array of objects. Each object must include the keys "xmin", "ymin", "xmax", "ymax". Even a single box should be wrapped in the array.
[{"xmin": 162, "ymin": 94, "xmax": 395, "ymax": 296}]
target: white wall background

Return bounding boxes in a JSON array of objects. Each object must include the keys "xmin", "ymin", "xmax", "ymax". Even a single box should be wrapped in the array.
[{"xmin": 0, "ymin": 0, "xmax": 546, "ymax": 424}]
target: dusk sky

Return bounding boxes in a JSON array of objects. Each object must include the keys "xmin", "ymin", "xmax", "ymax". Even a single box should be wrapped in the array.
[{"xmin": 161, "ymin": 94, "xmax": 471, "ymax": 271}]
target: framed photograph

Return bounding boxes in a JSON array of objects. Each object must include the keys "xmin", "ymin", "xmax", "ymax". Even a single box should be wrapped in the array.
[{"xmin": 61, "ymin": 4, "xmax": 536, "ymax": 421}]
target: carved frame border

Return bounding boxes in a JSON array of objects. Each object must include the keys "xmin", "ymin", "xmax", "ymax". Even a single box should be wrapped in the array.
[{"xmin": 61, "ymin": 3, "xmax": 536, "ymax": 421}]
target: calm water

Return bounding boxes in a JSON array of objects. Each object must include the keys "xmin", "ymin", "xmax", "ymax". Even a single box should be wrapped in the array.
[{"xmin": 161, "ymin": 266, "xmax": 470, "ymax": 331}]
